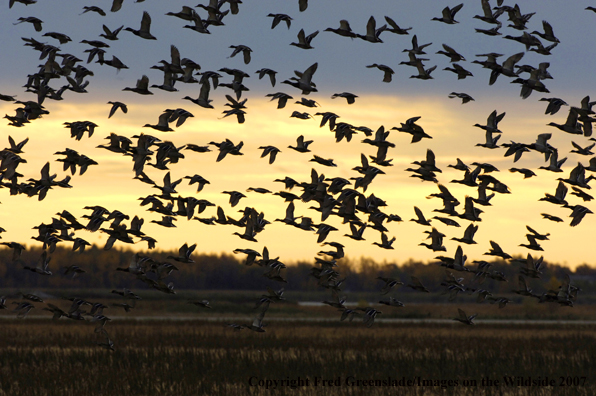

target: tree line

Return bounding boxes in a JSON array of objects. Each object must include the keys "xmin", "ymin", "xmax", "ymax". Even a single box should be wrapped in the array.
[{"xmin": 1, "ymin": 245, "xmax": 594, "ymax": 295}]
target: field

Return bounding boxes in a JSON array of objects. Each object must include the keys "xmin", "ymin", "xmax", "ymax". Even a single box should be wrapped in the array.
[
  {"xmin": 0, "ymin": 318, "xmax": 594, "ymax": 396},
  {"xmin": 3, "ymin": 289, "xmax": 596, "ymax": 320}
]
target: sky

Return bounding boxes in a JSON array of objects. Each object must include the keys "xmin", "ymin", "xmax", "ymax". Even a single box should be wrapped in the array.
[{"xmin": 1, "ymin": 0, "xmax": 596, "ymax": 269}]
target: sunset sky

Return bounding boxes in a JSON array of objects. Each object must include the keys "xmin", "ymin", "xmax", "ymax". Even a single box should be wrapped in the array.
[{"xmin": 1, "ymin": 0, "xmax": 596, "ymax": 269}]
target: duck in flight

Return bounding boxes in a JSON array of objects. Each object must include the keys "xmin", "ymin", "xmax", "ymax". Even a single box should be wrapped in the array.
[
  {"xmin": 325, "ymin": 20, "xmax": 356, "ymax": 38},
  {"xmin": 291, "ymin": 29, "xmax": 319, "ymax": 49},
  {"xmin": 125, "ymin": 11, "xmax": 156, "ymax": 40},
  {"xmin": 432, "ymin": 4, "xmax": 464, "ymax": 24},
  {"xmin": 453, "ymin": 308, "xmax": 476, "ymax": 325},
  {"xmin": 366, "ymin": 64, "xmax": 394, "ymax": 83},
  {"xmin": 357, "ymin": 16, "xmax": 386, "ymax": 43}
]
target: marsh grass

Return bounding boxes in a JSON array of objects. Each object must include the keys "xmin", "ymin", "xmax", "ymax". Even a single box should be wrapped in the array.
[{"xmin": 0, "ymin": 320, "xmax": 594, "ymax": 395}]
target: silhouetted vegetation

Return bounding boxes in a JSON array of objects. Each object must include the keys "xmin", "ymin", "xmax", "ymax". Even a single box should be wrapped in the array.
[
  {"xmin": 0, "ymin": 320, "xmax": 594, "ymax": 396},
  {"xmin": 2, "ymin": 246, "xmax": 595, "ymax": 296}
]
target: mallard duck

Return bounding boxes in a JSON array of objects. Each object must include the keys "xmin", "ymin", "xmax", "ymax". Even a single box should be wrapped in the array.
[
  {"xmin": 420, "ymin": 227, "xmax": 447, "ymax": 251},
  {"xmin": 484, "ymin": 241, "xmax": 511, "ymax": 259},
  {"xmin": 124, "ymin": 11, "xmax": 156, "ymax": 40},
  {"xmin": 310, "ymin": 155, "xmax": 336, "ymax": 167},
  {"xmin": 475, "ymin": 26, "xmax": 502, "ymax": 36},
  {"xmin": 228, "ymin": 45, "xmax": 252, "ymax": 64},
  {"xmin": 23, "ymin": 251, "xmax": 52, "ymax": 275},
  {"xmin": 288, "ymin": 135, "xmax": 313, "ymax": 153},
  {"xmin": 568, "ymin": 205, "xmax": 593, "ymax": 226},
  {"xmin": 538, "ymin": 149, "xmax": 566, "ymax": 172},
  {"xmin": 357, "ymin": 16, "xmax": 386, "ymax": 43},
  {"xmin": 107, "ymin": 101, "xmax": 127, "ymax": 118},
  {"xmin": 531, "ymin": 20, "xmax": 560, "ymax": 43},
  {"xmin": 474, "ymin": 110, "xmax": 506, "ymax": 133},
  {"xmin": 12, "ymin": 302, "xmax": 34, "ymax": 318},
  {"xmin": 379, "ymin": 297, "xmax": 404, "ymax": 307},
  {"xmin": 13, "ymin": 17, "xmax": 43, "ymax": 32},
  {"xmin": 339, "ymin": 308, "xmax": 359, "ymax": 321},
  {"xmin": 1, "ymin": 242, "xmax": 26, "ymax": 262},
  {"xmin": 436, "ymin": 44, "xmax": 465, "ymax": 62},
  {"xmin": 541, "ymin": 213, "xmax": 563, "ymax": 223},
  {"xmin": 540, "ymin": 98, "xmax": 568, "ymax": 115},
  {"xmin": 42, "ymin": 31, "xmax": 72, "ymax": 44},
  {"xmin": 143, "ymin": 112, "xmax": 173, "ymax": 132},
  {"xmin": 322, "ymin": 289, "xmax": 346, "ymax": 309},
  {"xmin": 266, "ymin": 92, "xmax": 293, "ymax": 109},
  {"xmin": 331, "ymin": 92, "xmax": 358, "ymax": 104},
  {"xmin": 123, "ymin": 75, "xmax": 153, "ymax": 95},
  {"xmin": 410, "ymin": 206, "xmax": 431, "ymax": 226},
  {"xmin": 453, "ymin": 308, "xmax": 476, "ymax": 325},
  {"xmin": 571, "ymin": 141, "xmax": 595, "ymax": 155},
  {"xmin": 451, "ymin": 223, "xmax": 479, "ymax": 244},
  {"xmin": 340, "ymin": 220, "xmax": 364, "ymax": 241},
  {"xmin": 281, "ymin": 62, "xmax": 318, "ymax": 95},
  {"xmin": 80, "ymin": 6, "xmax": 106, "ymax": 16},
  {"xmin": 384, "ymin": 16, "xmax": 411, "ymax": 34},
  {"xmin": 444, "ymin": 63, "xmax": 473, "ymax": 79},
  {"xmin": 410, "ymin": 63, "xmax": 437, "ymax": 80},
  {"xmin": 358, "ymin": 307, "xmax": 382, "ymax": 327},
  {"xmin": 406, "ymin": 276, "xmax": 430, "ymax": 292},
  {"xmin": 372, "ymin": 232, "xmax": 395, "ymax": 249},
  {"xmin": 267, "ymin": 13, "xmax": 292, "ymax": 29},
  {"xmin": 558, "ymin": 162, "xmax": 593, "ymax": 189},
  {"xmin": 519, "ymin": 235, "xmax": 543, "ymax": 251},
  {"xmin": 474, "ymin": 0, "xmax": 505, "ymax": 24},
  {"xmin": 256, "ymin": 68, "xmax": 277, "ymax": 87},
  {"xmin": 476, "ymin": 130, "xmax": 500, "ymax": 149},
  {"xmin": 291, "ymin": 29, "xmax": 318, "ymax": 49},
  {"xmin": 503, "ymin": 4, "xmax": 535, "ymax": 30},
  {"xmin": 9, "ymin": 0, "xmax": 37, "ymax": 8},
  {"xmin": 166, "ymin": 6, "xmax": 197, "ymax": 21},
  {"xmin": 510, "ymin": 168, "xmax": 536, "ymax": 178},
  {"xmin": 488, "ymin": 52, "xmax": 524, "ymax": 85},
  {"xmin": 432, "ymin": 3, "xmax": 464, "ymax": 24},
  {"xmin": 166, "ymin": 243, "xmax": 196, "ymax": 263},
  {"xmin": 392, "ymin": 116, "xmax": 432, "ymax": 142},
  {"xmin": 95, "ymin": 330, "xmax": 115, "ymax": 351},
  {"xmin": 100, "ymin": 24, "xmax": 123, "ymax": 41},
  {"xmin": 183, "ymin": 12, "xmax": 210, "ymax": 34},
  {"xmin": 366, "ymin": 64, "xmax": 394, "ymax": 83},
  {"xmin": 188, "ymin": 300, "xmax": 211, "ymax": 309},
  {"xmin": 376, "ymin": 276, "xmax": 403, "ymax": 294},
  {"xmin": 325, "ymin": 20, "xmax": 356, "ymax": 38}
]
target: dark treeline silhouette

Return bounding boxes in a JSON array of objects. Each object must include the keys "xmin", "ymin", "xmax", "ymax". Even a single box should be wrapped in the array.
[{"xmin": 1, "ymin": 245, "xmax": 595, "ymax": 295}]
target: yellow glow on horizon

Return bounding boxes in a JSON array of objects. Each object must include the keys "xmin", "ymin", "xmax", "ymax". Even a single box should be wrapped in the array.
[{"xmin": 0, "ymin": 94, "xmax": 594, "ymax": 269}]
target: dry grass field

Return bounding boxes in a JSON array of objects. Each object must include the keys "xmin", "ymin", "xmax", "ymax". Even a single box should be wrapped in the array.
[{"xmin": 0, "ymin": 319, "xmax": 594, "ymax": 396}]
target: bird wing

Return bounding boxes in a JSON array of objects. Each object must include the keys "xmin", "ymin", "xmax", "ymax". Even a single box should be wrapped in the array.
[
  {"xmin": 414, "ymin": 206, "xmax": 425, "ymax": 222},
  {"xmin": 451, "ymin": 3, "xmax": 464, "ymax": 16},
  {"xmin": 365, "ymin": 16, "xmax": 377, "ymax": 36},
  {"xmin": 457, "ymin": 308, "xmax": 467, "ymax": 320},
  {"xmin": 306, "ymin": 30, "xmax": 319, "ymax": 42},
  {"xmin": 140, "ymin": 11, "xmax": 152, "ymax": 33},
  {"xmin": 542, "ymin": 20, "xmax": 555, "ymax": 37},
  {"xmin": 301, "ymin": 62, "xmax": 318, "ymax": 83},
  {"xmin": 296, "ymin": 29, "xmax": 306, "ymax": 44},
  {"xmin": 171, "ymin": 45, "xmax": 181, "ymax": 65},
  {"xmin": 138, "ymin": 75, "xmax": 150, "ymax": 90}
]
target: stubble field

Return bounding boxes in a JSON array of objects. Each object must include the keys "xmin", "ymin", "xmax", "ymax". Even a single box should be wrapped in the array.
[{"xmin": 0, "ymin": 319, "xmax": 594, "ymax": 396}]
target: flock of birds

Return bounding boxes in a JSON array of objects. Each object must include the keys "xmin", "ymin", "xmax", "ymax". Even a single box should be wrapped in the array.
[{"xmin": 0, "ymin": 0, "xmax": 594, "ymax": 349}]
